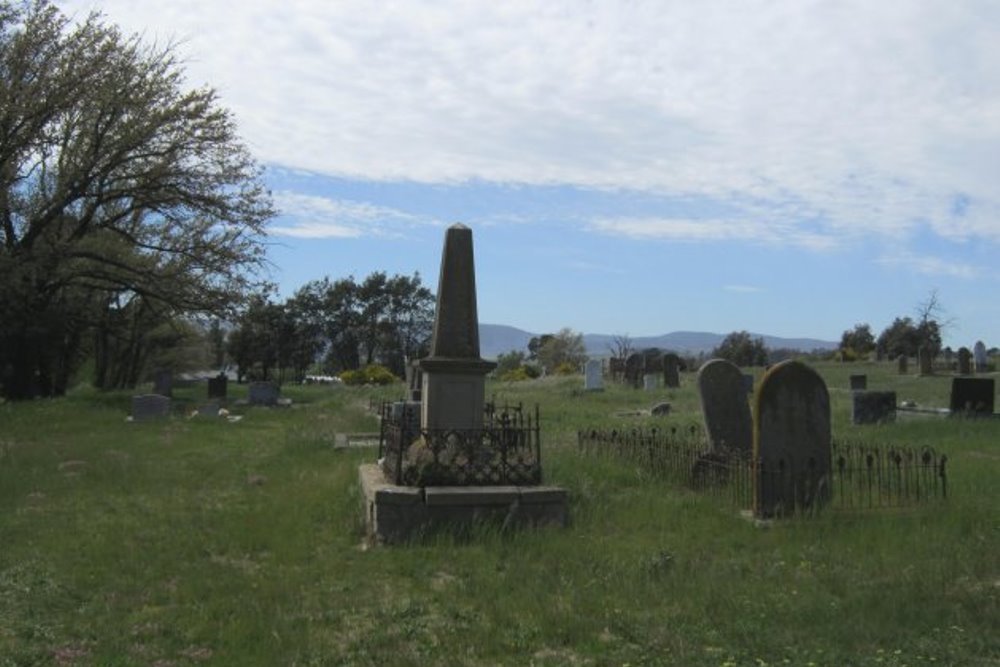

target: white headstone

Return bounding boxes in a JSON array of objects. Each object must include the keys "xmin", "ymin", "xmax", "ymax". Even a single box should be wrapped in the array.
[
  {"xmin": 974, "ymin": 341, "xmax": 988, "ymax": 372},
  {"xmin": 584, "ymin": 359, "xmax": 603, "ymax": 391}
]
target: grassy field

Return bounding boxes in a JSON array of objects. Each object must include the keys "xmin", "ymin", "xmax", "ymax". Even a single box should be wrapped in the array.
[{"xmin": 1, "ymin": 362, "xmax": 997, "ymax": 666}]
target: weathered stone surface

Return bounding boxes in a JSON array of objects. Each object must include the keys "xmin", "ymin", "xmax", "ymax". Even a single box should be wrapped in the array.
[
  {"xmin": 643, "ymin": 373, "xmax": 658, "ymax": 391},
  {"xmin": 849, "ymin": 374, "xmax": 867, "ymax": 391},
  {"xmin": 974, "ymin": 341, "xmax": 988, "ymax": 372},
  {"xmin": 132, "ymin": 394, "xmax": 170, "ymax": 421},
  {"xmin": 949, "ymin": 377, "xmax": 995, "ymax": 416},
  {"xmin": 207, "ymin": 375, "xmax": 228, "ymax": 399},
  {"xmin": 919, "ymin": 347, "xmax": 933, "ymax": 376},
  {"xmin": 248, "ymin": 381, "xmax": 279, "ymax": 406},
  {"xmin": 624, "ymin": 353, "xmax": 643, "ymax": 388},
  {"xmin": 651, "ymin": 402, "xmax": 672, "ymax": 416},
  {"xmin": 663, "ymin": 353, "xmax": 680, "ymax": 388},
  {"xmin": 584, "ymin": 359, "xmax": 603, "ymax": 391},
  {"xmin": 852, "ymin": 391, "xmax": 896, "ymax": 424},
  {"xmin": 697, "ymin": 359, "xmax": 752, "ymax": 454},
  {"xmin": 753, "ymin": 360, "xmax": 831, "ymax": 517},
  {"xmin": 196, "ymin": 401, "xmax": 221, "ymax": 418},
  {"xmin": 424, "ymin": 486, "xmax": 520, "ymax": 506}
]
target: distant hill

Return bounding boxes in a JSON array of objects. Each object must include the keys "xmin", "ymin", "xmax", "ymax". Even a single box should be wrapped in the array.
[{"xmin": 478, "ymin": 323, "xmax": 837, "ymax": 359}]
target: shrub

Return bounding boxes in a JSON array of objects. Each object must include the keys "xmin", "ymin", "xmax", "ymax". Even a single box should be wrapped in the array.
[
  {"xmin": 500, "ymin": 367, "xmax": 532, "ymax": 382},
  {"xmin": 554, "ymin": 361, "xmax": 578, "ymax": 376},
  {"xmin": 338, "ymin": 365, "xmax": 398, "ymax": 386}
]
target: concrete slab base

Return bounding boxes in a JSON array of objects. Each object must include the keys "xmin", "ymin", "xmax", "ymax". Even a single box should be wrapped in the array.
[{"xmin": 359, "ymin": 464, "xmax": 568, "ymax": 544}]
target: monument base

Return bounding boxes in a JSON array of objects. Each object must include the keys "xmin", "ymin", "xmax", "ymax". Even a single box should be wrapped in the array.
[{"xmin": 359, "ymin": 464, "xmax": 568, "ymax": 544}]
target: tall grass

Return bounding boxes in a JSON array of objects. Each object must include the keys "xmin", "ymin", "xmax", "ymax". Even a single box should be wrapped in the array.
[{"xmin": 1, "ymin": 363, "xmax": 997, "ymax": 665}]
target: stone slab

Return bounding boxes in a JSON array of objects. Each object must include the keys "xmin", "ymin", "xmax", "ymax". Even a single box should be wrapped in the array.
[{"xmin": 424, "ymin": 486, "xmax": 520, "ymax": 506}]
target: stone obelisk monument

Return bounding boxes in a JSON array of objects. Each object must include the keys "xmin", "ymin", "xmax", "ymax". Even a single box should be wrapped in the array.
[{"xmin": 419, "ymin": 223, "xmax": 496, "ymax": 431}]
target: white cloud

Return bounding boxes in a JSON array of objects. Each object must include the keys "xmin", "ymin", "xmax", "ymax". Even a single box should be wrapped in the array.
[
  {"xmin": 877, "ymin": 251, "xmax": 983, "ymax": 280},
  {"xmin": 269, "ymin": 191, "xmax": 434, "ymax": 238},
  {"xmin": 589, "ymin": 216, "xmax": 840, "ymax": 251},
  {"xmin": 56, "ymin": 0, "xmax": 1000, "ymax": 246}
]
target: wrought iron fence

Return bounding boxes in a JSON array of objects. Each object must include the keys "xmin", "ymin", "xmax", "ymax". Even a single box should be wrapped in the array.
[
  {"xmin": 378, "ymin": 400, "xmax": 542, "ymax": 486},
  {"xmin": 577, "ymin": 427, "xmax": 948, "ymax": 513}
]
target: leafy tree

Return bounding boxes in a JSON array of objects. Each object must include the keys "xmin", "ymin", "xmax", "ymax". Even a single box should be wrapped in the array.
[
  {"xmin": 876, "ymin": 291, "xmax": 949, "ymax": 359},
  {"xmin": 712, "ymin": 331, "xmax": 768, "ymax": 367},
  {"xmin": 839, "ymin": 323, "xmax": 876, "ymax": 360},
  {"xmin": 527, "ymin": 334, "xmax": 555, "ymax": 361},
  {"xmin": 0, "ymin": 1, "xmax": 273, "ymax": 399},
  {"xmin": 535, "ymin": 328, "xmax": 587, "ymax": 374}
]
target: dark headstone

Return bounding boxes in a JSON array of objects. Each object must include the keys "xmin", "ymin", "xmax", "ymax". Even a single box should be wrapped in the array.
[
  {"xmin": 957, "ymin": 347, "xmax": 972, "ymax": 375},
  {"xmin": 153, "ymin": 369, "xmax": 173, "ymax": 398},
  {"xmin": 918, "ymin": 347, "xmax": 933, "ymax": 376},
  {"xmin": 753, "ymin": 360, "xmax": 831, "ymax": 518},
  {"xmin": 624, "ymin": 353, "xmax": 643, "ymax": 389},
  {"xmin": 207, "ymin": 374, "xmax": 228, "ymax": 399},
  {"xmin": 849, "ymin": 374, "xmax": 867, "ymax": 391},
  {"xmin": 697, "ymin": 359, "xmax": 752, "ymax": 455},
  {"xmin": 132, "ymin": 394, "xmax": 171, "ymax": 421},
  {"xmin": 852, "ymin": 391, "xmax": 896, "ymax": 424},
  {"xmin": 897, "ymin": 355, "xmax": 908, "ymax": 375},
  {"xmin": 949, "ymin": 377, "xmax": 994, "ymax": 416},
  {"xmin": 248, "ymin": 381, "xmax": 279, "ymax": 406},
  {"xmin": 663, "ymin": 353, "xmax": 680, "ymax": 388}
]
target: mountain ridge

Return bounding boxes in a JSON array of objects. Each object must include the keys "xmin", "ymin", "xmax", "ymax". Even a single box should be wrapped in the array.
[{"xmin": 478, "ymin": 323, "xmax": 837, "ymax": 359}]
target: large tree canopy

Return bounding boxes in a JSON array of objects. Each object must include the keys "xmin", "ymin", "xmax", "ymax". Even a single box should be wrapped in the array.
[{"xmin": 0, "ymin": 1, "xmax": 274, "ymax": 398}]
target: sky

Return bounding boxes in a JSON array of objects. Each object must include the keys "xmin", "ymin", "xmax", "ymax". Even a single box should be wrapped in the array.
[{"xmin": 56, "ymin": 1, "xmax": 1000, "ymax": 347}]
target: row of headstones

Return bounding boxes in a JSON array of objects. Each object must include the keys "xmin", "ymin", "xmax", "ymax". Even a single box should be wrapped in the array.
[
  {"xmin": 586, "ymin": 354, "xmax": 682, "ymax": 391},
  {"xmin": 151, "ymin": 371, "xmax": 229, "ymax": 399},
  {"xmin": 697, "ymin": 358, "xmax": 830, "ymax": 517},
  {"xmin": 898, "ymin": 341, "xmax": 990, "ymax": 376},
  {"xmin": 131, "ymin": 380, "xmax": 282, "ymax": 421}
]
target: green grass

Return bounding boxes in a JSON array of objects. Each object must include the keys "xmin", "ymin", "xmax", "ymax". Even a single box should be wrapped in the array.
[{"xmin": 1, "ymin": 363, "xmax": 997, "ymax": 666}]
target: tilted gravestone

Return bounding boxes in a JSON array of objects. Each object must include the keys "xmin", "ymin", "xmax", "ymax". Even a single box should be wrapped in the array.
[
  {"xmin": 663, "ymin": 353, "xmax": 680, "ymax": 388},
  {"xmin": 132, "ymin": 394, "xmax": 171, "ymax": 421},
  {"xmin": 584, "ymin": 359, "xmax": 603, "ymax": 391},
  {"xmin": 957, "ymin": 347, "xmax": 972, "ymax": 375},
  {"xmin": 852, "ymin": 391, "xmax": 896, "ymax": 424},
  {"xmin": 697, "ymin": 359, "xmax": 752, "ymax": 455},
  {"xmin": 973, "ymin": 341, "xmax": 988, "ymax": 372},
  {"xmin": 153, "ymin": 369, "xmax": 173, "ymax": 397},
  {"xmin": 849, "ymin": 374, "xmax": 867, "ymax": 391},
  {"xmin": 207, "ymin": 374, "xmax": 228, "ymax": 399},
  {"xmin": 753, "ymin": 360, "xmax": 831, "ymax": 518},
  {"xmin": 949, "ymin": 377, "xmax": 994, "ymax": 416},
  {"xmin": 248, "ymin": 381, "xmax": 279, "ymax": 406},
  {"xmin": 918, "ymin": 347, "xmax": 933, "ymax": 376},
  {"xmin": 897, "ymin": 355, "xmax": 908, "ymax": 375}
]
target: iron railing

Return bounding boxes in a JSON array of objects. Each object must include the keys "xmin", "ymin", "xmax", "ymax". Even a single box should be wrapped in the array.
[{"xmin": 378, "ymin": 401, "xmax": 542, "ymax": 486}]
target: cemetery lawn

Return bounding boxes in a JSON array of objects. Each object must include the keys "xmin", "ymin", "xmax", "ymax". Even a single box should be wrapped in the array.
[{"xmin": 1, "ymin": 363, "xmax": 997, "ymax": 666}]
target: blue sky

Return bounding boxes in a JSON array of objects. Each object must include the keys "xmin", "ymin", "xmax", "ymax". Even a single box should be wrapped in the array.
[{"xmin": 59, "ymin": 1, "xmax": 1000, "ymax": 346}]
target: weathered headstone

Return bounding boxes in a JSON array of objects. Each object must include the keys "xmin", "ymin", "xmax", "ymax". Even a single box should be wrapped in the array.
[
  {"xmin": 132, "ymin": 394, "xmax": 171, "ymax": 421},
  {"xmin": 419, "ymin": 224, "xmax": 496, "ymax": 431},
  {"xmin": 624, "ymin": 353, "xmax": 643, "ymax": 389},
  {"xmin": 897, "ymin": 355, "xmax": 908, "ymax": 375},
  {"xmin": 207, "ymin": 374, "xmax": 228, "ymax": 399},
  {"xmin": 608, "ymin": 357, "xmax": 625, "ymax": 383},
  {"xmin": 957, "ymin": 347, "xmax": 972, "ymax": 375},
  {"xmin": 918, "ymin": 347, "xmax": 933, "ymax": 376},
  {"xmin": 584, "ymin": 359, "xmax": 603, "ymax": 391},
  {"xmin": 753, "ymin": 360, "xmax": 831, "ymax": 518},
  {"xmin": 849, "ymin": 374, "xmax": 867, "ymax": 391},
  {"xmin": 643, "ymin": 373, "xmax": 658, "ymax": 391},
  {"xmin": 196, "ymin": 401, "xmax": 221, "ymax": 418},
  {"xmin": 248, "ymin": 381, "xmax": 279, "ymax": 406},
  {"xmin": 663, "ymin": 353, "xmax": 680, "ymax": 388},
  {"xmin": 852, "ymin": 391, "xmax": 896, "ymax": 425},
  {"xmin": 974, "ymin": 341, "xmax": 988, "ymax": 372},
  {"xmin": 949, "ymin": 377, "xmax": 995, "ymax": 416},
  {"xmin": 697, "ymin": 359, "xmax": 752, "ymax": 455},
  {"xmin": 153, "ymin": 369, "xmax": 173, "ymax": 397}
]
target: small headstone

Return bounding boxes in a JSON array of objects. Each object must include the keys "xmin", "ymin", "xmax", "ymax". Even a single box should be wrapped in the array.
[
  {"xmin": 957, "ymin": 347, "xmax": 972, "ymax": 375},
  {"xmin": 949, "ymin": 377, "xmax": 995, "ymax": 416},
  {"xmin": 643, "ymin": 373, "xmax": 658, "ymax": 391},
  {"xmin": 753, "ymin": 360, "xmax": 831, "ymax": 518},
  {"xmin": 624, "ymin": 353, "xmax": 643, "ymax": 388},
  {"xmin": 973, "ymin": 341, "xmax": 988, "ymax": 372},
  {"xmin": 852, "ymin": 391, "xmax": 896, "ymax": 424},
  {"xmin": 697, "ymin": 359, "xmax": 752, "ymax": 455},
  {"xmin": 153, "ymin": 369, "xmax": 173, "ymax": 398},
  {"xmin": 897, "ymin": 355, "xmax": 908, "ymax": 375},
  {"xmin": 663, "ymin": 353, "xmax": 680, "ymax": 388},
  {"xmin": 849, "ymin": 374, "xmax": 867, "ymax": 391},
  {"xmin": 248, "ymin": 381, "xmax": 279, "ymax": 406},
  {"xmin": 918, "ymin": 347, "xmax": 933, "ymax": 376},
  {"xmin": 207, "ymin": 374, "xmax": 228, "ymax": 399},
  {"xmin": 651, "ymin": 402, "xmax": 671, "ymax": 416},
  {"xmin": 584, "ymin": 359, "xmax": 603, "ymax": 391},
  {"xmin": 132, "ymin": 394, "xmax": 171, "ymax": 421}
]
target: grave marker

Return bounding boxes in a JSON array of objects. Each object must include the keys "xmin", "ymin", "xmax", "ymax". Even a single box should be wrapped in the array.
[
  {"xmin": 697, "ymin": 359, "xmax": 752, "ymax": 455},
  {"xmin": 897, "ymin": 355, "xmax": 908, "ymax": 375},
  {"xmin": 852, "ymin": 391, "xmax": 896, "ymax": 424},
  {"xmin": 584, "ymin": 359, "xmax": 603, "ymax": 391},
  {"xmin": 753, "ymin": 360, "xmax": 832, "ymax": 518},
  {"xmin": 132, "ymin": 394, "xmax": 170, "ymax": 421},
  {"xmin": 849, "ymin": 374, "xmax": 867, "ymax": 391},
  {"xmin": 663, "ymin": 353, "xmax": 680, "ymax": 388},
  {"xmin": 974, "ymin": 341, "xmax": 988, "ymax": 372},
  {"xmin": 248, "ymin": 381, "xmax": 279, "ymax": 406},
  {"xmin": 153, "ymin": 369, "xmax": 173, "ymax": 397},
  {"xmin": 207, "ymin": 374, "xmax": 228, "ymax": 399},
  {"xmin": 957, "ymin": 347, "xmax": 972, "ymax": 375},
  {"xmin": 949, "ymin": 377, "xmax": 994, "ymax": 416},
  {"xmin": 918, "ymin": 347, "xmax": 933, "ymax": 376}
]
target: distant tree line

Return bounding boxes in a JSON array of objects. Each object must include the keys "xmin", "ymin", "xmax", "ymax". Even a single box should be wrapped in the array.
[{"xmin": 226, "ymin": 272, "xmax": 434, "ymax": 383}]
